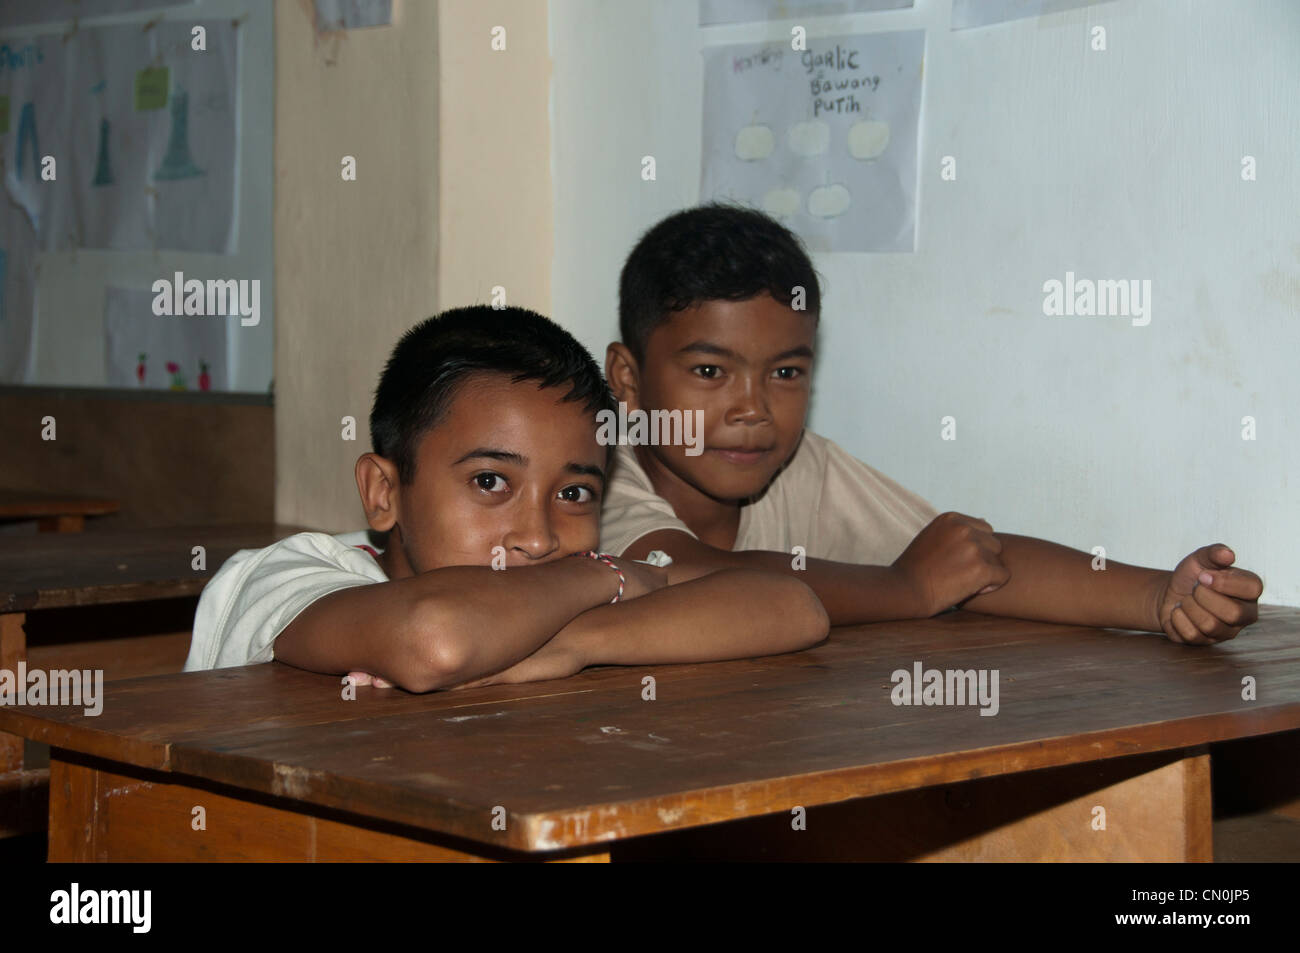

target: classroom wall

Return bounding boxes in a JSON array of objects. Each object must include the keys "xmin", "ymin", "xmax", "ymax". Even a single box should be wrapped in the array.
[
  {"xmin": 3, "ymin": 0, "xmax": 274, "ymax": 392},
  {"xmin": 436, "ymin": 0, "xmax": 552, "ymax": 313},
  {"xmin": 549, "ymin": 0, "xmax": 1300, "ymax": 605},
  {"xmin": 274, "ymin": 0, "xmax": 553, "ymax": 531},
  {"xmin": 273, "ymin": 0, "xmax": 441, "ymax": 532}
]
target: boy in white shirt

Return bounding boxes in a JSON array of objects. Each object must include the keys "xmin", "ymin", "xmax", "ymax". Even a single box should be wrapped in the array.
[{"xmin": 186, "ymin": 305, "xmax": 828, "ymax": 689}]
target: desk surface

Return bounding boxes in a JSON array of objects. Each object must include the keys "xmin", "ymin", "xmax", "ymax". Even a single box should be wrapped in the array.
[
  {"xmin": 3, "ymin": 606, "xmax": 1298, "ymax": 853},
  {"xmin": 0, "ymin": 524, "xmax": 313, "ymax": 613},
  {"xmin": 0, "ymin": 490, "xmax": 120, "ymax": 520}
]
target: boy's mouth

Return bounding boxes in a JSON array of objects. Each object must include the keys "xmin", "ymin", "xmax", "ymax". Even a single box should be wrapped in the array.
[{"xmin": 708, "ymin": 446, "xmax": 773, "ymax": 466}]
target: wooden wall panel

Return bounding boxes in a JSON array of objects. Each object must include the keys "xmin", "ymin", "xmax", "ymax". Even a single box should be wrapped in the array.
[{"xmin": 0, "ymin": 390, "xmax": 273, "ymax": 530}]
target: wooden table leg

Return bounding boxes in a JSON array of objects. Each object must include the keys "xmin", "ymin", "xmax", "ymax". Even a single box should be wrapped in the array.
[
  {"xmin": 614, "ymin": 748, "xmax": 1214, "ymax": 862},
  {"xmin": 911, "ymin": 747, "xmax": 1212, "ymax": 862},
  {"xmin": 48, "ymin": 753, "xmax": 607, "ymax": 862},
  {"xmin": 1, "ymin": 613, "xmax": 25, "ymax": 774},
  {"xmin": 1, "ymin": 611, "xmax": 58, "ymax": 839}
]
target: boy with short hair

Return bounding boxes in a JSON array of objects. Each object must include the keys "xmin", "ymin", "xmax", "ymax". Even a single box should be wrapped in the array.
[
  {"xmin": 602, "ymin": 205, "xmax": 1262, "ymax": 644},
  {"xmin": 185, "ymin": 306, "xmax": 829, "ymax": 690}
]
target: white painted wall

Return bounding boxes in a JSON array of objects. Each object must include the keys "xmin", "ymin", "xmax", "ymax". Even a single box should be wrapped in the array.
[
  {"xmin": 550, "ymin": 0, "xmax": 1300, "ymax": 605},
  {"xmin": 7, "ymin": 0, "xmax": 272, "ymax": 393}
]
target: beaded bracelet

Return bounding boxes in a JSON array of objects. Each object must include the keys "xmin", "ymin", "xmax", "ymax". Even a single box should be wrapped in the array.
[{"xmin": 571, "ymin": 550, "xmax": 625, "ymax": 603}]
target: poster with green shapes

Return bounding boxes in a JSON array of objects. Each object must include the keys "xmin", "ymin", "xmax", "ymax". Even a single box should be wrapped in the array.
[{"xmin": 134, "ymin": 66, "xmax": 169, "ymax": 111}]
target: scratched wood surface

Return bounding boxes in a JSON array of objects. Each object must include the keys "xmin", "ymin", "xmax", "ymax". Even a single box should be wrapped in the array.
[
  {"xmin": 0, "ymin": 524, "xmax": 314, "ymax": 613},
  {"xmin": 4, "ymin": 606, "xmax": 1299, "ymax": 852}
]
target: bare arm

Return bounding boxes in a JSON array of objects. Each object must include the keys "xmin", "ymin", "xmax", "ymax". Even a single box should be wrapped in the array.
[
  {"xmin": 958, "ymin": 533, "xmax": 1168, "ymax": 630},
  {"xmin": 568, "ymin": 569, "xmax": 829, "ymax": 665},
  {"xmin": 625, "ymin": 512, "xmax": 1010, "ymax": 626},
  {"xmin": 461, "ymin": 569, "xmax": 830, "ymax": 686},
  {"xmin": 274, "ymin": 557, "xmax": 623, "ymax": 692},
  {"xmin": 628, "ymin": 529, "xmax": 917, "ymax": 623}
]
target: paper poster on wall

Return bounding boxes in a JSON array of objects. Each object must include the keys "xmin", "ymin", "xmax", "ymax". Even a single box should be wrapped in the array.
[
  {"xmin": 0, "ymin": 213, "xmax": 39, "ymax": 383},
  {"xmin": 700, "ymin": 30, "xmax": 924, "ymax": 253},
  {"xmin": 46, "ymin": 21, "xmax": 240, "ymax": 254},
  {"xmin": 104, "ymin": 286, "xmax": 229, "ymax": 392},
  {"xmin": 0, "ymin": 40, "xmax": 72, "ymax": 240},
  {"xmin": 0, "ymin": 24, "xmax": 238, "ymax": 255},
  {"xmin": 701, "ymin": 1, "xmax": 912, "ymax": 26},
  {"xmin": 314, "ymin": 0, "xmax": 393, "ymax": 31},
  {"xmin": 951, "ymin": 0, "xmax": 1115, "ymax": 30}
]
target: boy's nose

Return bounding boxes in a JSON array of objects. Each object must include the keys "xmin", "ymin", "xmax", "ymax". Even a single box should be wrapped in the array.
[
  {"xmin": 504, "ymin": 506, "xmax": 560, "ymax": 560},
  {"xmin": 725, "ymin": 376, "xmax": 772, "ymax": 424}
]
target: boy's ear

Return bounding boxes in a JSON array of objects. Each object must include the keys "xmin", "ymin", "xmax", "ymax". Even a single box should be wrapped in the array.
[
  {"xmin": 355, "ymin": 453, "xmax": 399, "ymax": 532},
  {"xmin": 605, "ymin": 342, "xmax": 641, "ymax": 407}
]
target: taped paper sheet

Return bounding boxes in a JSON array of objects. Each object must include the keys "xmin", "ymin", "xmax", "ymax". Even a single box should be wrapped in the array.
[
  {"xmin": 701, "ymin": 30, "xmax": 924, "ymax": 252},
  {"xmin": 0, "ymin": 22, "xmax": 240, "ymax": 255},
  {"xmin": 104, "ymin": 285, "xmax": 229, "ymax": 392}
]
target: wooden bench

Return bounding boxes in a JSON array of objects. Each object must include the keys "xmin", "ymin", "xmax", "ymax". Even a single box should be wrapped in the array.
[
  {"xmin": 3, "ymin": 605, "xmax": 1298, "ymax": 861},
  {"xmin": 0, "ymin": 490, "xmax": 120, "ymax": 533}
]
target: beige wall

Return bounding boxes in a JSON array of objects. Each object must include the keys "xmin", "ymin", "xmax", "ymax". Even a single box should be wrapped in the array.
[
  {"xmin": 436, "ymin": 1, "xmax": 553, "ymax": 313},
  {"xmin": 274, "ymin": 0, "xmax": 553, "ymax": 531}
]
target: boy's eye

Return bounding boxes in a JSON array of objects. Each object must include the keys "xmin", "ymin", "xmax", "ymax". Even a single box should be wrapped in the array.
[
  {"xmin": 773, "ymin": 366, "xmax": 804, "ymax": 380},
  {"xmin": 693, "ymin": 365, "xmax": 722, "ymax": 379},
  {"xmin": 473, "ymin": 472, "xmax": 508, "ymax": 493},
  {"xmin": 558, "ymin": 484, "xmax": 597, "ymax": 504}
]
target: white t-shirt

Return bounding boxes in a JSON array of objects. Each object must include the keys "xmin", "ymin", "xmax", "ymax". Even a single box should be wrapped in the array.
[
  {"xmin": 184, "ymin": 531, "xmax": 387, "ymax": 671},
  {"xmin": 600, "ymin": 429, "xmax": 938, "ymax": 565}
]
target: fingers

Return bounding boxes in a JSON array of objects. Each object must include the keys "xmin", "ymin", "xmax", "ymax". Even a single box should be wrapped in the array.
[
  {"xmin": 1167, "ymin": 604, "xmax": 1216, "ymax": 645},
  {"xmin": 1197, "ymin": 566, "xmax": 1264, "ymax": 602},
  {"xmin": 1196, "ymin": 543, "xmax": 1236, "ymax": 570},
  {"xmin": 345, "ymin": 671, "xmax": 394, "ymax": 688},
  {"xmin": 1173, "ymin": 584, "xmax": 1254, "ymax": 644},
  {"xmin": 1191, "ymin": 579, "xmax": 1258, "ymax": 628}
]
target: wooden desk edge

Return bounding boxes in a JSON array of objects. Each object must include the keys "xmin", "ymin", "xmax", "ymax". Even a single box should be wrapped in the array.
[
  {"xmin": 163, "ymin": 703, "xmax": 1300, "ymax": 853},
  {"xmin": 0, "ymin": 709, "xmax": 170, "ymax": 771},
  {"xmin": 2, "ymin": 580, "xmax": 209, "ymax": 614}
]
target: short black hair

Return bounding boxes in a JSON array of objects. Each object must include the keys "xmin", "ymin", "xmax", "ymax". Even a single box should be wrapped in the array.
[
  {"xmin": 370, "ymin": 306, "xmax": 615, "ymax": 484},
  {"xmin": 618, "ymin": 202, "xmax": 821, "ymax": 362}
]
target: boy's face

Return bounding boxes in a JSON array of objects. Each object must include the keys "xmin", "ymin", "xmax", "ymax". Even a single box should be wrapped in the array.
[
  {"xmin": 611, "ymin": 293, "xmax": 815, "ymax": 503},
  {"xmin": 359, "ymin": 373, "xmax": 606, "ymax": 578}
]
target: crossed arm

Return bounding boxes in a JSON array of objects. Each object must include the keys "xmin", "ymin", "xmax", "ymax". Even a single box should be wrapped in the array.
[{"xmin": 274, "ymin": 556, "xmax": 829, "ymax": 692}]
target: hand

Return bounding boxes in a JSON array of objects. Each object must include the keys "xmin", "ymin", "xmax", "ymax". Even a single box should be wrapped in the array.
[
  {"xmin": 1155, "ymin": 544, "xmax": 1262, "ymax": 645},
  {"xmin": 344, "ymin": 671, "xmax": 393, "ymax": 688},
  {"xmin": 891, "ymin": 512, "xmax": 1011, "ymax": 617},
  {"xmin": 450, "ymin": 638, "xmax": 588, "ymax": 689}
]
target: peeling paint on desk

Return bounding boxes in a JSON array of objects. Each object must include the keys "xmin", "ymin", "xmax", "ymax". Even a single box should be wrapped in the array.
[
  {"xmin": 271, "ymin": 762, "xmax": 317, "ymax": 799},
  {"xmin": 656, "ymin": 805, "xmax": 684, "ymax": 824},
  {"xmin": 443, "ymin": 711, "xmax": 507, "ymax": 723}
]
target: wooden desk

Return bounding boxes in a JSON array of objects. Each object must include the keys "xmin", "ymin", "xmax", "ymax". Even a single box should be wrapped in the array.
[
  {"xmin": 0, "ymin": 490, "xmax": 120, "ymax": 533},
  {"xmin": 2, "ymin": 606, "xmax": 1298, "ymax": 862},
  {"xmin": 0, "ymin": 523, "xmax": 313, "ymax": 835}
]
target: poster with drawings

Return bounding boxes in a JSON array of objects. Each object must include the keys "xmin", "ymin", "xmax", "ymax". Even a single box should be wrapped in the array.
[
  {"xmin": 51, "ymin": 21, "xmax": 239, "ymax": 254},
  {"xmin": 104, "ymin": 285, "xmax": 228, "ymax": 392},
  {"xmin": 0, "ymin": 39, "xmax": 71, "ymax": 243},
  {"xmin": 700, "ymin": 30, "xmax": 924, "ymax": 253}
]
